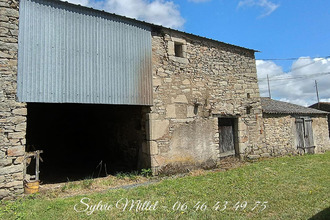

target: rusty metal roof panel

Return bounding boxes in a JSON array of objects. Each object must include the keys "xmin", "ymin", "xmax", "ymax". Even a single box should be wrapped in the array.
[{"xmin": 17, "ymin": 0, "xmax": 153, "ymax": 105}]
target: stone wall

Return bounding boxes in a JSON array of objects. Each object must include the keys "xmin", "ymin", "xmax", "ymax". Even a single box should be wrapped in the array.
[
  {"xmin": 0, "ymin": 0, "xmax": 27, "ymax": 199},
  {"xmin": 312, "ymin": 116, "xmax": 330, "ymax": 153},
  {"xmin": 263, "ymin": 114, "xmax": 330, "ymax": 156},
  {"xmin": 263, "ymin": 114, "xmax": 297, "ymax": 156},
  {"xmin": 309, "ymin": 103, "xmax": 330, "ymax": 138},
  {"xmin": 148, "ymin": 30, "xmax": 265, "ymax": 174}
]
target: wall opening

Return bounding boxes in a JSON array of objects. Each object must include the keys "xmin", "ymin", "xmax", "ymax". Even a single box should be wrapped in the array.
[
  {"xmin": 218, "ymin": 117, "xmax": 238, "ymax": 157},
  {"xmin": 26, "ymin": 103, "xmax": 146, "ymax": 183},
  {"xmin": 295, "ymin": 117, "xmax": 315, "ymax": 154},
  {"xmin": 246, "ymin": 106, "xmax": 252, "ymax": 115},
  {"xmin": 174, "ymin": 42, "xmax": 183, "ymax": 57}
]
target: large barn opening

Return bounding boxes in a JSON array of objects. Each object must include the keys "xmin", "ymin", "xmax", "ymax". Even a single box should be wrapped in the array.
[{"xmin": 26, "ymin": 103, "xmax": 147, "ymax": 184}]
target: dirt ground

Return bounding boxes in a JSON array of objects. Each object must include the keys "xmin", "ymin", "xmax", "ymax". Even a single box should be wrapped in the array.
[{"xmin": 32, "ymin": 156, "xmax": 247, "ymax": 199}]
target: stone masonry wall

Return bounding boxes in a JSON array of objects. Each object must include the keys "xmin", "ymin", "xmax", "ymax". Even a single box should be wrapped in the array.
[
  {"xmin": 0, "ymin": 0, "xmax": 27, "ymax": 199},
  {"xmin": 263, "ymin": 114, "xmax": 297, "ymax": 156},
  {"xmin": 312, "ymin": 116, "xmax": 330, "ymax": 153},
  {"xmin": 263, "ymin": 114, "xmax": 330, "ymax": 156},
  {"xmin": 148, "ymin": 30, "xmax": 266, "ymax": 174}
]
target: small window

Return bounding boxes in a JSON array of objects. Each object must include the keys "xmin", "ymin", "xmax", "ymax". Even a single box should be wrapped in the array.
[
  {"xmin": 246, "ymin": 106, "xmax": 252, "ymax": 114},
  {"xmin": 174, "ymin": 42, "xmax": 183, "ymax": 57}
]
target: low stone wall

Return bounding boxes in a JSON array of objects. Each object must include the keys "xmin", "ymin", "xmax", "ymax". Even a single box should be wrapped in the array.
[{"xmin": 0, "ymin": 0, "xmax": 27, "ymax": 199}]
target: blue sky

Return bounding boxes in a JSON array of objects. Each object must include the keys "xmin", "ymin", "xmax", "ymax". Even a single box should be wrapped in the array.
[
  {"xmin": 66, "ymin": 0, "xmax": 330, "ymax": 106},
  {"xmin": 179, "ymin": 0, "xmax": 329, "ymax": 62}
]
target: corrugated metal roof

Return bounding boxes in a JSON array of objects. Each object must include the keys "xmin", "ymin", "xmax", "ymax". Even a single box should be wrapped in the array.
[
  {"xmin": 17, "ymin": 0, "xmax": 153, "ymax": 105},
  {"xmin": 39, "ymin": 0, "xmax": 258, "ymax": 52},
  {"xmin": 260, "ymin": 97, "xmax": 328, "ymax": 115}
]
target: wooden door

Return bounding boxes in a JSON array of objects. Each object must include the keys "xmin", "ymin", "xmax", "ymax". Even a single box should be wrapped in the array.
[
  {"xmin": 295, "ymin": 118, "xmax": 305, "ymax": 151},
  {"xmin": 303, "ymin": 118, "xmax": 315, "ymax": 153},
  {"xmin": 295, "ymin": 117, "xmax": 315, "ymax": 154},
  {"xmin": 219, "ymin": 118, "xmax": 235, "ymax": 157}
]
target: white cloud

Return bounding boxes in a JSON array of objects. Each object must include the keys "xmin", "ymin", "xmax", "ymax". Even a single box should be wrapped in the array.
[
  {"xmin": 257, "ymin": 57, "xmax": 330, "ymax": 106},
  {"xmin": 238, "ymin": 0, "xmax": 279, "ymax": 17},
  {"xmin": 320, "ymin": 98, "xmax": 330, "ymax": 102},
  {"xmin": 256, "ymin": 60, "xmax": 283, "ymax": 77},
  {"xmin": 64, "ymin": 0, "xmax": 89, "ymax": 6},
  {"xmin": 64, "ymin": 0, "xmax": 184, "ymax": 29},
  {"xmin": 89, "ymin": 0, "xmax": 184, "ymax": 29}
]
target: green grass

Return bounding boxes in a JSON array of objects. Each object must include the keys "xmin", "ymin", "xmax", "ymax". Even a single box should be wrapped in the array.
[
  {"xmin": 115, "ymin": 171, "xmax": 140, "ymax": 181},
  {"xmin": 1, "ymin": 152, "xmax": 330, "ymax": 219},
  {"xmin": 61, "ymin": 178, "xmax": 95, "ymax": 192}
]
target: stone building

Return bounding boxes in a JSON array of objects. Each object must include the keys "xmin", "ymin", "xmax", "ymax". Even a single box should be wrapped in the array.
[
  {"xmin": 0, "ymin": 0, "xmax": 328, "ymax": 199},
  {"xmin": 0, "ymin": 0, "xmax": 265, "ymax": 199},
  {"xmin": 148, "ymin": 30, "xmax": 266, "ymax": 174},
  {"xmin": 261, "ymin": 98, "xmax": 330, "ymax": 155}
]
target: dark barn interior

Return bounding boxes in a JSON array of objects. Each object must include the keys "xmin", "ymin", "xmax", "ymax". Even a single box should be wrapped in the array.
[{"xmin": 26, "ymin": 103, "xmax": 146, "ymax": 183}]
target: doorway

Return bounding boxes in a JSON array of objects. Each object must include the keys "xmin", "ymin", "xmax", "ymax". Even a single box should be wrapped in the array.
[
  {"xmin": 26, "ymin": 103, "xmax": 146, "ymax": 183},
  {"xmin": 295, "ymin": 117, "xmax": 315, "ymax": 154},
  {"xmin": 218, "ymin": 118, "xmax": 238, "ymax": 157}
]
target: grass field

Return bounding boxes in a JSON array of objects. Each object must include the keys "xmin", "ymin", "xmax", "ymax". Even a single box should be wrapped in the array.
[{"xmin": 1, "ymin": 152, "xmax": 329, "ymax": 219}]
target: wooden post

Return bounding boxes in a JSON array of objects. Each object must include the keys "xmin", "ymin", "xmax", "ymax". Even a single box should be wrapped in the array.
[
  {"xmin": 315, "ymin": 80, "xmax": 320, "ymax": 109},
  {"xmin": 24, "ymin": 150, "xmax": 43, "ymax": 181},
  {"xmin": 267, "ymin": 74, "xmax": 271, "ymax": 98},
  {"xmin": 35, "ymin": 151, "xmax": 40, "ymax": 181}
]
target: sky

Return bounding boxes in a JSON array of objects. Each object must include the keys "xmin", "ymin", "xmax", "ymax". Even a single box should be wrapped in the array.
[{"xmin": 63, "ymin": 0, "xmax": 330, "ymax": 106}]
